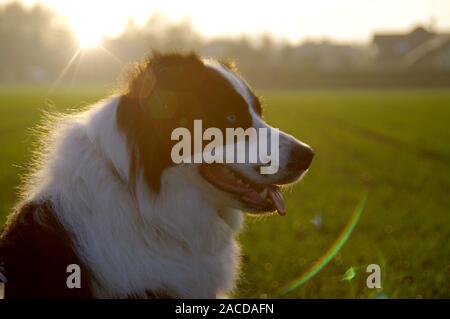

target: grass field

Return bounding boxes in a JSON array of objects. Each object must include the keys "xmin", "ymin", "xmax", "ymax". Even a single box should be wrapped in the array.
[{"xmin": 0, "ymin": 87, "xmax": 449, "ymax": 298}]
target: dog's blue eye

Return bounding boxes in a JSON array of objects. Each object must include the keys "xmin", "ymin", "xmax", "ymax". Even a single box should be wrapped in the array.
[{"xmin": 227, "ymin": 114, "xmax": 237, "ymax": 122}]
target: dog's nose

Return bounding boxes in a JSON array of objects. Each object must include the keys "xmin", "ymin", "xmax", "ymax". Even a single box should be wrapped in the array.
[{"xmin": 287, "ymin": 144, "xmax": 314, "ymax": 171}]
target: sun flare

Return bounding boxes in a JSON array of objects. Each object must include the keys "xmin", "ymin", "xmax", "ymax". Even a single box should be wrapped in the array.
[
  {"xmin": 72, "ymin": 23, "xmax": 103, "ymax": 48},
  {"xmin": 77, "ymin": 33, "xmax": 101, "ymax": 49},
  {"xmin": 60, "ymin": 2, "xmax": 123, "ymax": 49}
]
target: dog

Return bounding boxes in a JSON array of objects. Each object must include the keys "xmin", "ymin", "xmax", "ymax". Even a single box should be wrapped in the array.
[{"xmin": 0, "ymin": 53, "xmax": 313, "ymax": 298}]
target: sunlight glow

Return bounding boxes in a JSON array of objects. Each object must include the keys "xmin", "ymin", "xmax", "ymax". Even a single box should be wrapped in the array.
[
  {"xmin": 13, "ymin": 0, "xmax": 450, "ymax": 44},
  {"xmin": 75, "ymin": 27, "xmax": 102, "ymax": 49}
]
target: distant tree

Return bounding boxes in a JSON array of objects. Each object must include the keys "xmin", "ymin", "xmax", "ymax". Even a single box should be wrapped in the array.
[{"xmin": 0, "ymin": 2, "xmax": 76, "ymax": 82}]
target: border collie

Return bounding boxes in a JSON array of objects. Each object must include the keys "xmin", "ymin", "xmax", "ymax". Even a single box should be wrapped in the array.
[{"xmin": 0, "ymin": 53, "xmax": 313, "ymax": 299}]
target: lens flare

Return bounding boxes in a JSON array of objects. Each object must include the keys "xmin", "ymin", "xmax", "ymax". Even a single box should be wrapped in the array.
[{"xmin": 276, "ymin": 190, "xmax": 368, "ymax": 297}]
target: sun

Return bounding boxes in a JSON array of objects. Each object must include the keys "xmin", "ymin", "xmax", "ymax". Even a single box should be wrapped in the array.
[
  {"xmin": 65, "ymin": 7, "xmax": 107, "ymax": 49},
  {"xmin": 78, "ymin": 33, "xmax": 102, "ymax": 49},
  {"xmin": 73, "ymin": 25, "xmax": 103, "ymax": 49}
]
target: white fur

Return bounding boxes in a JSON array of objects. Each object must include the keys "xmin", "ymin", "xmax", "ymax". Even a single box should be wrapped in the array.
[{"xmin": 24, "ymin": 96, "xmax": 243, "ymax": 298}]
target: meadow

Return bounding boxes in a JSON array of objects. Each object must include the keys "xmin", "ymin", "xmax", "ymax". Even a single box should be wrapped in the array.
[{"xmin": 0, "ymin": 87, "xmax": 449, "ymax": 298}]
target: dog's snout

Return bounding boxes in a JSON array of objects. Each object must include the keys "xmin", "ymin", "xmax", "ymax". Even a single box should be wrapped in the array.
[{"xmin": 287, "ymin": 144, "xmax": 314, "ymax": 171}]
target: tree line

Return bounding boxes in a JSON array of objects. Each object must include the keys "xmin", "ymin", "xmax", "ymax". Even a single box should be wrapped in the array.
[{"xmin": 1, "ymin": 2, "xmax": 449, "ymax": 88}]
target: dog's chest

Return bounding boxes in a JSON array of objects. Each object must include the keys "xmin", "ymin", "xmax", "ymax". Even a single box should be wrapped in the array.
[{"xmin": 90, "ymin": 236, "xmax": 240, "ymax": 299}]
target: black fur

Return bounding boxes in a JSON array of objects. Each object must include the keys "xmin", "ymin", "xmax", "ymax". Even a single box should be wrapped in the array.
[{"xmin": 0, "ymin": 200, "xmax": 92, "ymax": 298}]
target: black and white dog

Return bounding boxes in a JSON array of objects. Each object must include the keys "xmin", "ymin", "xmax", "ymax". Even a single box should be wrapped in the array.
[{"xmin": 0, "ymin": 53, "xmax": 313, "ymax": 298}]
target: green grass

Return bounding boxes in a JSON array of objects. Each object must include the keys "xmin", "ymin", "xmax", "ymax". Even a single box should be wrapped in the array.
[{"xmin": 1, "ymin": 87, "xmax": 449, "ymax": 298}]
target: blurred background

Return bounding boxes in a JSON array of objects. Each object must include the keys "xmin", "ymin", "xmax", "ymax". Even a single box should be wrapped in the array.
[
  {"xmin": 0, "ymin": 0, "xmax": 449, "ymax": 298},
  {"xmin": 2, "ymin": 0, "xmax": 450, "ymax": 87}
]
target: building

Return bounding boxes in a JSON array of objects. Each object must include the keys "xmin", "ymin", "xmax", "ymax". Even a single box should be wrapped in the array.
[{"xmin": 373, "ymin": 26, "xmax": 450, "ymax": 70}]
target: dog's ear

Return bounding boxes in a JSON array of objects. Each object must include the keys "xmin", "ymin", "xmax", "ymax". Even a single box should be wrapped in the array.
[
  {"xmin": 118, "ymin": 52, "xmax": 205, "ymax": 194},
  {"xmin": 126, "ymin": 63, "xmax": 157, "ymax": 99},
  {"xmin": 119, "ymin": 55, "xmax": 177, "ymax": 194},
  {"xmin": 117, "ymin": 94, "xmax": 174, "ymax": 194}
]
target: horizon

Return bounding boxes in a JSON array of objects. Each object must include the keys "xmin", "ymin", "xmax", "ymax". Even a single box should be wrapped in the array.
[{"xmin": 3, "ymin": 0, "xmax": 450, "ymax": 47}]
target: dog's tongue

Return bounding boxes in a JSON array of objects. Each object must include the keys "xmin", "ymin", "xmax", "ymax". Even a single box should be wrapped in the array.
[
  {"xmin": 268, "ymin": 187, "xmax": 286, "ymax": 216},
  {"xmin": 241, "ymin": 186, "xmax": 286, "ymax": 216}
]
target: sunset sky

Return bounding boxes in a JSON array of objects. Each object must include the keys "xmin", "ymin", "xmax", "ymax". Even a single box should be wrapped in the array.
[{"xmin": 4, "ymin": 0, "xmax": 450, "ymax": 46}]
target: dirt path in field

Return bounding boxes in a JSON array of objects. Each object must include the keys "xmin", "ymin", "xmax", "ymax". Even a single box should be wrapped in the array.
[{"xmin": 298, "ymin": 109, "xmax": 450, "ymax": 166}]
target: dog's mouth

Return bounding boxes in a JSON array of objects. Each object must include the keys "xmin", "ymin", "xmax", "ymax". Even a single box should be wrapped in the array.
[{"xmin": 199, "ymin": 163, "xmax": 286, "ymax": 216}]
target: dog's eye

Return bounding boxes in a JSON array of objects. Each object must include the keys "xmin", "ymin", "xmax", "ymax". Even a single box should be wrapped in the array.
[{"xmin": 227, "ymin": 114, "xmax": 237, "ymax": 123}]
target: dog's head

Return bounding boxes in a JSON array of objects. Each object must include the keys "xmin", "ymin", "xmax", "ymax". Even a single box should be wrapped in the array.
[{"xmin": 117, "ymin": 53, "xmax": 313, "ymax": 215}]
